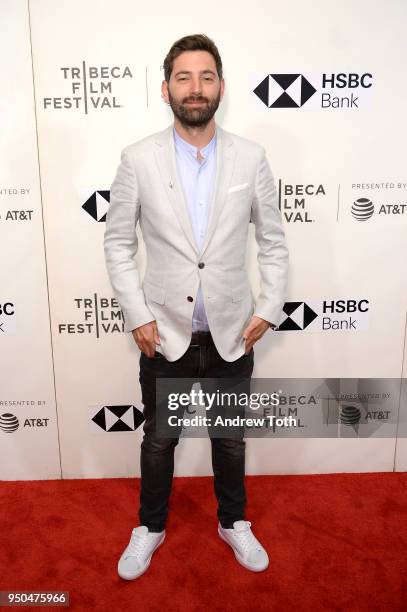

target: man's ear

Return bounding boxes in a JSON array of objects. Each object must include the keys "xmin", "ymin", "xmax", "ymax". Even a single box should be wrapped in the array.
[
  {"xmin": 161, "ymin": 79, "xmax": 169, "ymax": 104},
  {"xmin": 220, "ymin": 77, "xmax": 225, "ymax": 101}
]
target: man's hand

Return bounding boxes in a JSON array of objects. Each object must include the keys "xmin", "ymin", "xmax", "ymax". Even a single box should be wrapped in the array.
[
  {"xmin": 132, "ymin": 321, "xmax": 161, "ymax": 358},
  {"xmin": 242, "ymin": 316, "xmax": 273, "ymax": 354}
]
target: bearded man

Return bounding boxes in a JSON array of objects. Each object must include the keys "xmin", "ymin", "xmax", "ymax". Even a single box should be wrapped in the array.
[{"xmin": 104, "ymin": 33, "xmax": 289, "ymax": 580}]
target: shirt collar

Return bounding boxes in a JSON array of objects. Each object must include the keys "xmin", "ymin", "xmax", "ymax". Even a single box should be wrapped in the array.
[{"xmin": 173, "ymin": 125, "xmax": 217, "ymax": 162}]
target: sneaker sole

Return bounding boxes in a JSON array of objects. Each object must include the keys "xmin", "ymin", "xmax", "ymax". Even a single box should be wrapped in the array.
[
  {"xmin": 218, "ymin": 526, "xmax": 269, "ymax": 572},
  {"xmin": 118, "ymin": 532, "xmax": 166, "ymax": 580}
]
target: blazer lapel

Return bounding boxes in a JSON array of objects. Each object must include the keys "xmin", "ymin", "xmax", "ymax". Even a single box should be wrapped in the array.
[
  {"xmin": 200, "ymin": 126, "xmax": 236, "ymax": 257},
  {"xmin": 154, "ymin": 126, "xmax": 198, "ymax": 254}
]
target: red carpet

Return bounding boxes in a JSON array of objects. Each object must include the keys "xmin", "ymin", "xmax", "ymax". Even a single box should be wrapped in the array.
[{"xmin": 1, "ymin": 473, "xmax": 406, "ymax": 611}]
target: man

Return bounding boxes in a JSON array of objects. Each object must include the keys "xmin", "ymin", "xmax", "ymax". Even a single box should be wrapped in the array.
[{"xmin": 104, "ymin": 34, "xmax": 288, "ymax": 580}]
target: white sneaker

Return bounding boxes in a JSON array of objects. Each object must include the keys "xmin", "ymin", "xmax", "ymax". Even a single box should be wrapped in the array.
[
  {"xmin": 218, "ymin": 520, "xmax": 269, "ymax": 572},
  {"xmin": 118, "ymin": 526, "xmax": 165, "ymax": 580}
]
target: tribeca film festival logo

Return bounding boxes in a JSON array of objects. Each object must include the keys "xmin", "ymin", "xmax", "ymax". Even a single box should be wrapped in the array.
[
  {"xmin": 278, "ymin": 181, "xmax": 326, "ymax": 223},
  {"xmin": 82, "ymin": 191, "xmax": 110, "ymax": 222},
  {"xmin": 90, "ymin": 405, "xmax": 144, "ymax": 433},
  {"xmin": 346, "ymin": 181, "xmax": 407, "ymax": 221},
  {"xmin": 58, "ymin": 294, "xmax": 124, "ymax": 337},
  {"xmin": 278, "ymin": 298, "xmax": 370, "ymax": 332},
  {"xmin": 0, "ymin": 301, "xmax": 16, "ymax": 334},
  {"xmin": 253, "ymin": 72, "xmax": 373, "ymax": 109},
  {"xmin": 43, "ymin": 63, "xmax": 133, "ymax": 114}
]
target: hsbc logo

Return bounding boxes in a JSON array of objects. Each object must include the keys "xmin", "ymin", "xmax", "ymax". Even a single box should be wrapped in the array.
[
  {"xmin": 82, "ymin": 190, "xmax": 110, "ymax": 222},
  {"xmin": 253, "ymin": 72, "xmax": 373, "ymax": 110},
  {"xmin": 278, "ymin": 301, "xmax": 318, "ymax": 330},
  {"xmin": 0, "ymin": 301, "xmax": 16, "ymax": 334},
  {"xmin": 278, "ymin": 298, "xmax": 370, "ymax": 332},
  {"xmin": 90, "ymin": 405, "xmax": 144, "ymax": 432},
  {"xmin": 254, "ymin": 74, "xmax": 316, "ymax": 108}
]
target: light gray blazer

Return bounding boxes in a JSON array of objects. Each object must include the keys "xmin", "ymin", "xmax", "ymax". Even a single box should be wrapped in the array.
[{"xmin": 104, "ymin": 124, "xmax": 289, "ymax": 362}]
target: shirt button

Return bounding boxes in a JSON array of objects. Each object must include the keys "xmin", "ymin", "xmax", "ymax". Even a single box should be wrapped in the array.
[
  {"xmin": 187, "ymin": 296, "xmax": 194, "ymax": 302},
  {"xmin": 198, "ymin": 262, "xmax": 205, "ymax": 269}
]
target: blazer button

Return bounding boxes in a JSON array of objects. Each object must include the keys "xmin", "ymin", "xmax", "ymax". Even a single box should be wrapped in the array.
[
  {"xmin": 187, "ymin": 296, "xmax": 194, "ymax": 302},
  {"xmin": 198, "ymin": 262, "xmax": 205, "ymax": 269}
]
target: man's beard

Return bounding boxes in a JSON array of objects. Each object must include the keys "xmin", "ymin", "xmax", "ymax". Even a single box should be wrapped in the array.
[{"xmin": 168, "ymin": 90, "xmax": 221, "ymax": 128}]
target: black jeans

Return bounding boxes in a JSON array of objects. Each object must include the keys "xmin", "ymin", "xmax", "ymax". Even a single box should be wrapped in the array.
[{"xmin": 138, "ymin": 335, "xmax": 254, "ymax": 532}]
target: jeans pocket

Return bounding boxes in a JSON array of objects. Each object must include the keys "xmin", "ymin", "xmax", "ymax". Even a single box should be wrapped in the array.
[{"xmin": 141, "ymin": 350, "xmax": 164, "ymax": 359}]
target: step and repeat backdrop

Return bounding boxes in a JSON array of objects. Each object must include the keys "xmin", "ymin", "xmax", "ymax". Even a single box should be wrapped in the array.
[{"xmin": 1, "ymin": 0, "xmax": 406, "ymax": 480}]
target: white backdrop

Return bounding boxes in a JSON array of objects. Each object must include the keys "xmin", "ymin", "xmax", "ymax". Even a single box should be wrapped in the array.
[{"xmin": 1, "ymin": 0, "xmax": 406, "ymax": 480}]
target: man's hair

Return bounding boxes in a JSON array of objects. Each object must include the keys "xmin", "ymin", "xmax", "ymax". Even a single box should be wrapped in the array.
[{"xmin": 163, "ymin": 34, "xmax": 223, "ymax": 83}]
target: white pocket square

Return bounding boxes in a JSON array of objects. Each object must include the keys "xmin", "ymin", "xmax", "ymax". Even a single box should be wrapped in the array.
[{"xmin": 228, "ymin": 182, "xmax": 249, "ymax": 193}]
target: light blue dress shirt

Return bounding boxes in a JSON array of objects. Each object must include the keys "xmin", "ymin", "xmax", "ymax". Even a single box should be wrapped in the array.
[{"xmin": 173, "ymin": 126, "xmax": 217, "ymax": 332}]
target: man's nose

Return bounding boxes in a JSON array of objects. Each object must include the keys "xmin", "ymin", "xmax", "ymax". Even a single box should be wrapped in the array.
[{"xmin": 190, "ymin": 77, "xmax": 202, "ymax": 95}]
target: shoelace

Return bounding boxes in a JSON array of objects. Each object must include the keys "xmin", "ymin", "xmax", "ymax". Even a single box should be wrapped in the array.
[
  {"xmin": 233, "ymin": 522, "xmax": 262, "ymax": 553},
  {"xmin": 126, "ymin": 531, "xmax": 151, "ymax": 559}
]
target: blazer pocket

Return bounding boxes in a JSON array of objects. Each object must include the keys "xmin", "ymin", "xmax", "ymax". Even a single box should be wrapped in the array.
[
  {"xmin": 143, "ymin": 281, "xmax": 165, "ymax": 305},
  {"xmin": 228, "ymin": 182, "xmax": 249, "ymax": 194}
]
